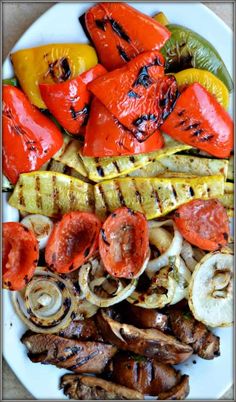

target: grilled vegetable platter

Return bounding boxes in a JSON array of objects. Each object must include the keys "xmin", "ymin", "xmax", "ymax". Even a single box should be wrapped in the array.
[{"xmin": 2, "ymin": 2, "xmax": 234, "ymax": 400}]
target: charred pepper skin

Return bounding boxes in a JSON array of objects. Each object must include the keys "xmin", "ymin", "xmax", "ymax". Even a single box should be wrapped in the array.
[
  {"xmin": 161, "ymin": 24, "xmax": 233, "ymax": 92},
  {"xmin": 83, "ymin": 2, "xmax": 171, "ymax": 71},
  {"xmin": 3, "ymin": 85, "xmax": 63, "ymax": 184},
  {"xmin": 88, "ymin": 51, "xmax": 178, "ymax": 139},
  {"xmin": 161, "ymin": 83, "xmax": 233, "ymax": 158}
]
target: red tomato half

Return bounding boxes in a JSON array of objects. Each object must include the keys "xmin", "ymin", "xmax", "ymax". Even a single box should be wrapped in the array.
[
  {"xmin": 99, "ymin": 207, "xmax": 149, "ymax": 279},
  {"xmin": 39, "ymin": 64, "xmax": 106, "ymax": 135},
  {"xmin": 83, "ymin": 98, "xmax": 164, "ymax": 157},
  {"xmin": 3, "ymin": 222, "xmax": 39, "ymax": 291},
  {"xmin": 174, "ymin": 199, "xmax": 230, "ymax": 251},
  {"xmin": 45, "ymin": 211, "xmax": 101, "ymax": 273}
]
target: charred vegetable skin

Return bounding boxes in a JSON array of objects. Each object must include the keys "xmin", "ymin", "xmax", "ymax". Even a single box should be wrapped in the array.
[
  {"xmin": 83, "ymin": 2, "xmax": 171, "ymax": 71},
  {"xmin": 3, "ymin": 85, "xmax": 63, "ymax": 184},
  {"xmin": 161, "ymin": 83, "xmax": 233, "ymax": 158},
  {"xmin": 39, "ymin": 64, "xmax": 106, "ymax": 135},
  {"xmin": 161, "ymin": 24, "xmax": 233, "ymax": 91},
  {"xmin": 83, "ymin": 98, "xmax": 164, "ymax": 157},
  {"xmin": 11, "ymin": 43, "xmax": 98, "ymax": 108},
  {"xmin": 88, "ymin": 51, "xmax": 178, "ymax": 139},
  {"xmin": 3, "ymin": 223, "xmax": 39, "ymax": 291}
]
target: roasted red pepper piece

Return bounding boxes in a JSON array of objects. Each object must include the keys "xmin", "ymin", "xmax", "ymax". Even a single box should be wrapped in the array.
[
  {"xmin": 3, "ymin": 85, "xmax": 63, "ymax": 184},
  {"xmin": 88, "ymin": 51, "xmax": 178, "ymax": 140},
  {"xmin": 83, "ymin": 98, "xmax": 164, "ymax": 157},
  {"xmin": 84, "ymin": 2, "xmax": 171, "ymax": 71},
  {"xmin": 39, "ymin": 64, "xmax": 106, "ymax": 135},
  {"xmin": 161, "ymin": 83, "xmax": 234, "ymax": 158}
]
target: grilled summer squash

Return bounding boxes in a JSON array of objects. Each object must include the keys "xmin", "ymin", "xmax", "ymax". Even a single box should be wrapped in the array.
[
  {"xmin": 94, "ymin": 175, "xmax": 225, "ymax": 220},
  {"xmin": 128, "ymin": 155, "xmax": 228, "ymax": 179},
  {"xmin": 8, "ymin": 171, "xmax": 94, "ymax": 217}
]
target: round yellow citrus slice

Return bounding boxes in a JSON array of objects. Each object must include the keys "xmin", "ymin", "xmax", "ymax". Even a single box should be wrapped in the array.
[{"xmin": 174, "ymin": 68, "xmax": 229, "ymax": 109}]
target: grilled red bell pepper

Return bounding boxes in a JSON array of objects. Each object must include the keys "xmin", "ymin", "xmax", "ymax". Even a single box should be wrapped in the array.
[
  {"xmin": 161, "ymin": 83, "xmax": 234, "ymax": 158},
  {"xmin": 3, "ymin": 85, "xmax": 63, "ymax": 184},
  {"xmin": 88, "ymin": 51, "xmax": 178, "ymax": 140},
  {"xmin": 84, "ymin": 2, "xmax": 171, "ymax": 71},
  {"xmin": 83, "ymin": 98, "xmax": 164, "ymax": 157},
  {"xmin": 39, "ymin": 64, "xmax": 106, "ymax": 135}
]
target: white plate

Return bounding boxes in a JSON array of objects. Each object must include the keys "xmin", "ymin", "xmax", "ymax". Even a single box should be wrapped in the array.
[{"xmin": 3, "ymin": 2, "xmax": 233, "ymax": 400}]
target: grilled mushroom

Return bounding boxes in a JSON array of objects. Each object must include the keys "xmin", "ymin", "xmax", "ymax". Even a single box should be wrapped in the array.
[
  {"xmin": 122, "ymin": 303, "xmax": 168, "ymax": 331},
  {"xmin": 168, "ymin": 309, "xmax": 220, "ymax": 359},
  {"xmin": 21, "ymin": 331, "xmax": 116, "ymax": 373},
  {"xmin": 60, "ymin": 374, "xmax": 144, "ymax": 400},
  {"xmin": 109, "ymin": 352, "xmax": 181, "ymax": 395},
  {"xmin": 96, "ymin": 310, "xmax": 192, "ymax": 364},
  {"xmin": 158, "ymin": 375, "xmax": 190, "ymax": 400}
]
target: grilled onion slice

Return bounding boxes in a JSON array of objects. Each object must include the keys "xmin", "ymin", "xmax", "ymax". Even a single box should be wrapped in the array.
[
  {"xmin": 147, "ymin": 220, "xmax": 183, "ymax": 278},
  {"xmin": 188, "ymin": 252, "xmax": 233, "ymax": 327},
  {"xmin": 78, "ymin": 258, "xmax": 138, "ymax": 308},
  {"xmin": 12, "ymin": 267, "xmax": 77, "ymax": 333}
]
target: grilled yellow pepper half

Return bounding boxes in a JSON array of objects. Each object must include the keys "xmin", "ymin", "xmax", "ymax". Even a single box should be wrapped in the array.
[
  {"xmin": 11, "ymin": 44, "xmax": 98, "ymax": 108},
  {"xmin": 173, "ymin": 69, "xmax": 229, "ymax": 109}
]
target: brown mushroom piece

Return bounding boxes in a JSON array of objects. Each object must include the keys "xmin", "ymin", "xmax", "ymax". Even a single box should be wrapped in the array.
[
  {"xmin": 57, "ymin": 318, "xmax": 103, "ymax": 342},
  {"xmin": 21, "ymin": 331, "xmax": 117, "ymax": 373},
  {"xmin": 96, "ymin": 310, "xmax": 193, "ymax": 364},
  {"xmin": 60, "ymin": 374, "xmax": 144, "ymax": 400},
  {"xmin": 168, "ymin": 309, "xmax": 220, "ymax": 359},
  {"xmin": 109, "ymin": 352, "xmax": 182, "ymax": 395},
  {"xmin": 158, "ymin": 375, "xmax": 190, "ymax": 400},
  {"xmin": 122, "ymin": 302, "xmax": 168, "ymax": 331}
]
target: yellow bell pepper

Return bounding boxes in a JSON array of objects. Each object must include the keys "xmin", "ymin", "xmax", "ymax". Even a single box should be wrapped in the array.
[
  {"xmin": 173, "ymin": 68, "xmax": 229, "ymax": 109},
  {"xmin": 11, "ymin": 44, "xmax": 98, "ymax": 108},
  {"xmin": 153, "ymin": 12, "xmax": 169, "ymax": 26}
]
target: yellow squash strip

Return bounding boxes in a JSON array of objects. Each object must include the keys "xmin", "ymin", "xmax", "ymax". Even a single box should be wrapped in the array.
[
  {"xmin": 9, "ymin": 172, "xmax": 94, "ymax": 217},
  {"xmin": 227, "ymin": 156, "xmax": 234, "ymax": 181},
  {"xmin": 217, "ymin": 182, "xmax": 234, "ymax": 217},
  {"xmin": 128, "ymin": 155, "xmax": 228, "ymax": 180},
  {"xmin": 80, "ymin": 135, "xmax": 192, "ymax": 182},
  {"xmin": 53, "ymin": 138, "xmax": 88, "ymax": 177},
  {"xmin": 42, "ymin": 159, "xmax": 92, "ymax": 183},
  {"xmin": 94, "ymin": 175, "xmax": 225, "ymax": 220},
  {"xmin": 11, "ymin": 44, "xmax": 98, "ymax": 108}
]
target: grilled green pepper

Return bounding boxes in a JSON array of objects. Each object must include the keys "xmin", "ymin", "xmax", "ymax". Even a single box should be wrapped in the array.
[
  {"xmin": 161, "ymin": 24, "xmax": 233, "ymax": 91},
  {"xmin": 3, "ymin": 77, "xmax": 18, "ymax": 86}
]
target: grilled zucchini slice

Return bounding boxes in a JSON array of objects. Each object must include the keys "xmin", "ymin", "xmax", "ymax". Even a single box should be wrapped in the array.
[
  {"xmin": 80, "ymin": 136, "xmax": 192, "ymax": 182},
  {"xmin": 9, "ymin": 171, "xmax": 94, "ymax": 217},
  {"xmin": 129, "ymin": 155, "xmax": 228, "ymax": 179},
  {"xmin": 53, "ymin": 138, "xmax": 88, "ymax": 178},
  {"xmin": 217, "ymin": 182, "xmax": 234, "ymax": 217},
  {"xmin": 95, "ymin": 175, "xmax": 225, "ymax": 220},
  {"xmin": 227, "ymin": 156, "xmax": 234, "ymax": 181}
]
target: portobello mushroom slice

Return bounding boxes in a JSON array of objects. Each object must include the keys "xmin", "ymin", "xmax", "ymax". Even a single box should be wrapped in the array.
[
  {"xmin": 96, "ymin": 310, "xmax": 192, "ymax": 364},
  {"xmin": 21, "ymin": 331, "xmax": 116, "ymax": 373},
  {"xmin": 168, "ymin": 309, "xmax": 220, "ymax": 359},
  {"xmin": 57, "ymin": 318, "xmax": 103, "ymax": 342},
  {"xmin": 60, "ymin": 374, "xmax": 144, "ymax": 400},
  {"xmin": 122, "ymin": 303, "xmax": 168, "ymax": 331},
  {"xmin": 158, "ymin": 375, "xmax": 190, "ymax": 400},
  {"xmin": 109, "ymin": 352, "xmax": 182, "ymax": 395}
]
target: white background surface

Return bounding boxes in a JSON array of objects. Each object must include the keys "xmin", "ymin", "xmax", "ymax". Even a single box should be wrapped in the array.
[{"xmin": 2, "ymin": 2, "xmax": 234, "ymax": 400}]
